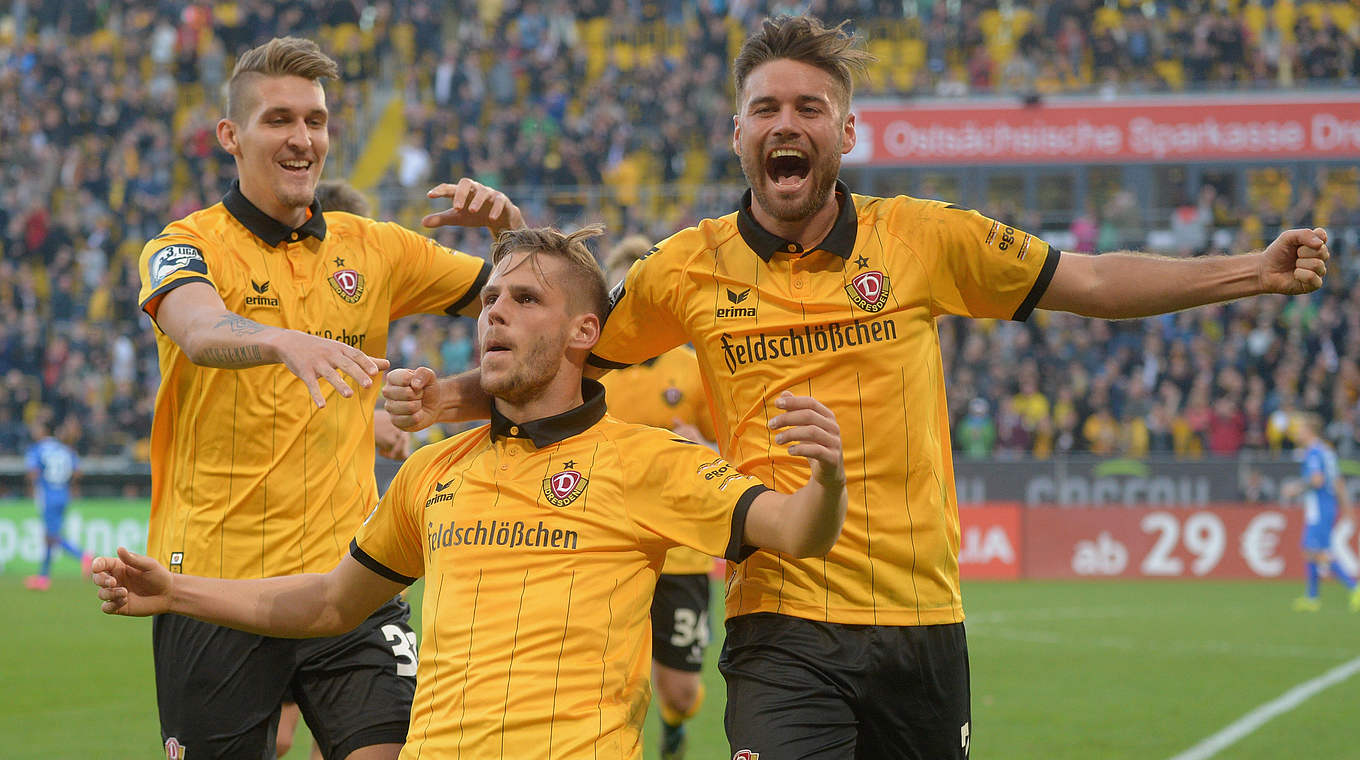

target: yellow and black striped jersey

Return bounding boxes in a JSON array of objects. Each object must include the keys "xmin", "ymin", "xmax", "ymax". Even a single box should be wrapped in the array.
[
  {"xmin": 591, "ymin": 182, "xmax": 1057, "ymax": 626},
  {"xmin": 351, "ymin": 380, "xmax": 768, "ymax": 758},
  {"xmin": 599, "ymin": 346, "xmax": 717, "ymax": 576},
  {"xmin": 137, "ymin": 181, "xmax": 489, "ymax": 579}
]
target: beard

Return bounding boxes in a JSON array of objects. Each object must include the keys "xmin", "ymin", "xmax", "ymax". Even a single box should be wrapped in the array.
[
  {"xmin": 740, "ymin": 140, "xmax": 842, "ymax": 223},
  {"xmin": 480, "ymin": 331, "xmax": 566, "ymax": 407}
]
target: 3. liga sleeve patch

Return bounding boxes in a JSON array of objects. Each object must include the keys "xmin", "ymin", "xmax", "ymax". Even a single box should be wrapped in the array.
[{"xmin": 148, "ymin": 244, "xmax": 207, "ymax": 287}]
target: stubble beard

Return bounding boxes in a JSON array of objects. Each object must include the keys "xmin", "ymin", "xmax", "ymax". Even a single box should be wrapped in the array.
[{"xmin": 740, "ymin": 140, "xmax": 842, "ymax": 224}]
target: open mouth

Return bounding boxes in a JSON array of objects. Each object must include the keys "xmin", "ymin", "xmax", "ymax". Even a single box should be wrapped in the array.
[
  {"xmin": 765, "ymin": 148, "xmax": 809, "ymax": 189},
  {"xmin": 279, "ymin": 159, "xmax": 312, "ymax": 175},
  {"xmin": 483, "ymin": 338, "xmax": 512, "ymax": 358}
]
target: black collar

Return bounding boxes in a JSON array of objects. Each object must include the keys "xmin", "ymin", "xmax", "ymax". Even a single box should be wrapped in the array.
[
  {"xmin": 222, "ymin": 180, "xmax": 328, "ymax": 247},
  {"xmin": 489, "ymin": 379, "xmax": 608, "ymax": 447},
  {"xmin": 736, "ymin": 179, "xmax": 857, "ymax": 262}
]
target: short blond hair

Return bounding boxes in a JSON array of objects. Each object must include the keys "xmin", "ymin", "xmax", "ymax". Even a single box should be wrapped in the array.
[
  {"xmin": 491, "ymin": 225, "xmax": 608, "ymax": 319},
  {"xmin": 227, "ymin": 37, "xmax": 340, "ymax": 121}
]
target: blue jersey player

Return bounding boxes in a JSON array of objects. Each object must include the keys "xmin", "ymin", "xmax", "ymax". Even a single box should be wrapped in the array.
[
  {"xmin": 1283, "ymin": 413, "xmax": 1360, "ymax": 612},
  {"xmin": 24, "ymin": 418, "xmax": 90, "ymax": 591}
]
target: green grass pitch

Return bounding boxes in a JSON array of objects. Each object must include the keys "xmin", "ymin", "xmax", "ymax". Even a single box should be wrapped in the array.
[{"xmin": 5, "ymin": 500, "xmax": 1358, "ymax": 759}]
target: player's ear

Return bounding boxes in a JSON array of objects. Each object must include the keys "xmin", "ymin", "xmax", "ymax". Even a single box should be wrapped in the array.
[
  {"xmin": 841, "ymin": 111, "xmax": 857, "ymax": 156},
  {"xmin": 217, "ymin": 118, "xmax": 241, "ymax": 157},
  {"xmin": 732, "ymin": 113, "xmax": 741, "ymax": 156},
  {"xmin": 568, "ymin": 312, "xmax": 600, "ymax": 353}
]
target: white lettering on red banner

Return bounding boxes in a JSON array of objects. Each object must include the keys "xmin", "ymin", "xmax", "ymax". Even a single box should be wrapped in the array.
[{"xmin": 850, "ymin": 95, "xmax": 1360, "ymax": 165}]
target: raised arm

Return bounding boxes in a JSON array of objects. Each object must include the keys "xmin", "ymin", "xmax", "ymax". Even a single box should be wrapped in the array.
[
  {"xmin": 92, "ymin": 547, "xmax": 405, "ymax": 638},
  {"xmin": 742, "ymin": 393, "xmax": 848, "ymax": 557},
  {"xmin": 382, "ymin": 366, "xmax": 492, "ymax": 430},
  {"xmin": 155, "ymin": 282, "xmax": 388, "ymax": 407},
  {"xmin": 1038, "ymin": 228, "xmax": 1330, "ymax": 319},
  {"xmin": 421, "ymin": 178, "xmax": 525, "ymax": 237}
]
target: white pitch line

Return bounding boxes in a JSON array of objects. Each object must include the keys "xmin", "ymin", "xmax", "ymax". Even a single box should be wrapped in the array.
[{"xmin": 1165, "ymin": 655, "xmax": 1360, "ymax": 760}]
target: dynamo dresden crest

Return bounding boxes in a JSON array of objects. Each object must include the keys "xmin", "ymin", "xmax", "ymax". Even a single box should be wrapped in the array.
[
  {"xmin": 543, "ymin": 469, "xmax": 588, "ymax": 507},
  {"xmin": 329, "ymin": 269, "xmax": 366, "ymax": 303},
  {"xmin": 845, "ymin": 270, "xmax": 890, "ymax": 312}
]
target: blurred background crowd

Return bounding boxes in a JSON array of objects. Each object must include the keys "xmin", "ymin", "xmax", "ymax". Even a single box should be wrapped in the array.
[{"xmin": 3, "ymin": 0, "xmax": 1359, "ymax": 462}]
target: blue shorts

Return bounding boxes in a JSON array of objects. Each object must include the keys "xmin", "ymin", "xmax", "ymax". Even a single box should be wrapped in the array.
[
  {"xmin": 41, "ymin": 497, "xmax": 69, "ymax": 536},
  {"xmin": 1302, "ymin": 519, "xmax": 1335, "ymax": 552}
]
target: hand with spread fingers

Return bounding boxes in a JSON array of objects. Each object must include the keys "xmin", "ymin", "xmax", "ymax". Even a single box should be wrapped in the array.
[
  {"xmin": 270, "ymin": 330, "xmax": 390, "ymax": 408},
  {"xmin": 422, "ymin": 178, "xmax": 525, "ymax": 236}
]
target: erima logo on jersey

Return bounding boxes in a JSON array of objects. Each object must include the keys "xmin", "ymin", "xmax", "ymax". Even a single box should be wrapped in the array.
[
  {"xmin": 425, "ymin": 478, "xmax": 458, "ymax": 508},
  {"xmin": 148, "ymin": 244, "xmax": 207, "ymax": 287},
  {"xmin": 543, "ymin": 470, "xmax": 588, "ymax": 507},
  {"xmin": 716, "ymin": 288, "xmax": 756, "ymax": 319},
  {"xmin": 245, "ymin": 279, "xmax": 279, "ymax": 307}
]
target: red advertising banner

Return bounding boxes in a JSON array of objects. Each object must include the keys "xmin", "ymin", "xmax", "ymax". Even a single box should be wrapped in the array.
[
  {"xmin": 959, "ymin": 503, "xmax": 1022, "ymax": 579},
  {"xmin": 847, "ymin": 95, "xmax": 1360, "ymax": 166},
  {"xmin": 1021, "ymin": 505, "xmax": 1359, "ymax": 580}
]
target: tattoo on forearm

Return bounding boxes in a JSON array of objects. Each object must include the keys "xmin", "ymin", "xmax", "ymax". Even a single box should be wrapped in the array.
[
  {"xmin": 214, "ymin": 313, "xmax": 268, "ymax": 336},
  {"xmin": 202, "ymin": 345, "xmax": 265, "ymax": 367}
]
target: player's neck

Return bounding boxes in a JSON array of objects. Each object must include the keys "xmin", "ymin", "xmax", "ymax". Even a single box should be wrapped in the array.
[
  {"xmin": 749, "ymin": 193, "xmax": 841, "ymax": 251},
  {"xmin": 492, "ymin": 373, "xmax": 586, "ymax": 429},
  {"xmin": 237, "ymin": 177, "xmax": 310, "ymax": 229}
]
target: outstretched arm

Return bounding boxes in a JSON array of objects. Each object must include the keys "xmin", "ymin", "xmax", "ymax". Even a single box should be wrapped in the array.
[
  {"xmin": 91, "ymin": 548, "xmax": 405, "ymax": 638},
  {"xmin": 156, "ymin": 282, "xmax": 388, "ymax": 408},
  {"xmin": 742, "ymin": 393, "xmax": 848, "ymax": 557},
  {"xmin": 1038, "ymin": 228, "xmax": 1330, "ymax": 319}
]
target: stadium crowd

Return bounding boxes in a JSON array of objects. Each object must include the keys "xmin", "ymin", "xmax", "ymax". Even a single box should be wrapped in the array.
[{"xmin": 3, "ymin": 0, "xmax": 1360, "ymax": 464}]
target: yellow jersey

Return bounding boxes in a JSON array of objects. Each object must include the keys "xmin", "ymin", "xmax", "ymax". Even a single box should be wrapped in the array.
[
  {"xmin": 352, "ymin": 380, "xmax": 769, "ymax": 758},
  {"xmin": 138, "ymin": 181, "xmax": 489, "ymax": 579},
  {"xmin": 599, "ymin": 347, "xmax": 717, "ymax": 576},
  {"xmin": 591, "ymin": 182, "xmax": 1057, "ymax": 626}
]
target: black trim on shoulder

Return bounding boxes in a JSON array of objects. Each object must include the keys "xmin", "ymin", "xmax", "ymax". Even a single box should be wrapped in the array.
[
  {"xmin": 669, "ymin": 438, "xmax": 702, "ymax": 446},
  {"xmin": 724, "ymin": 484, "xmax": 771, "ymax": 562},
  {"xmin": 1012, "ymin": 247, "xmax": 1062, "ymax": 322},
  {"xmin": 587, "ymin": 353, "xmax": 632, "ymax": 371},
  {"xmin": 349, "ymin": 539, "xmax": 418, "ymax": 586},
  {"xmin": 139, "ymin": 276, "xmax": 213, "ymax": 316},
  {"xmin": 445, "ymin": 258, "xmax": 492, "ymax": 316},
  {"xmin": 490, "ymin": 378, "xmax": 608, "ymax": 447},
  {"xmin": 736, "ymin": 179, "xmax": 858, "ymax": 262},
  {"xmin": 222, "ymin": 179, "xmax": 327, "ymax": 246}
]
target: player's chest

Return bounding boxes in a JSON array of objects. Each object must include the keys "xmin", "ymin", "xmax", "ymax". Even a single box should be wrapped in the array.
[
  {"xmin": 212, "ymin": 241, "xmax": 384, "ymax": 333},
  {"xmin": 418, "ymin": 444, "xmax": 640, "ymax": 569},
  {"xmin": 682, "ymin": 249, "xmax": 927, "ymax": 374}
]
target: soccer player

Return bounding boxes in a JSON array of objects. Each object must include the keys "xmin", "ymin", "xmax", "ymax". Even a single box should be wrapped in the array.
[
  {"xmin": 94, "ymin": 225, "xmax": 848, "ymax": 760},
  {"xmin": 1282, "ymin": 413, "xmax": 1360, "ymax": 612},
  {"xmin": 23, "ymin": 415, "xmax": 90, "ymax": 591},
  {"xmin": 601, "ymin": 235, "xmax": 718, "ymax": 760},
  {"xmin": 135, "ymin": 37, "xmax": 521, "ymax": 760},
  {"xmin": 383, "ymin": 16, "xmax": 1332, "ymax": 758}
]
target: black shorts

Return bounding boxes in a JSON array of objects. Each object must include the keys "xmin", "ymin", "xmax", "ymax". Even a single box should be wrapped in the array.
[
  {"xmin": 650, "ymin": 573, "xmax": 712, "ymax": 672},
  {"xmin": 719, "ymin": 613, "xmax": 971, "ymax": 760},
  {"xmin": 152, "ymin": 596, "xmax": 417, "ymax": 760}
]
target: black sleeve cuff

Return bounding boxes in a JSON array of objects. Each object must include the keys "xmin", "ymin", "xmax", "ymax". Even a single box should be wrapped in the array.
[
  {"xmin": 350, "ymin": 538, "xmax": 418, "ymax": 586},
  {"xmin": 1012, "ymin": 247, "xmax": 1061, "ymax": 322},
  {"xmin": 587, "ymin": 353, "xmax": 632, "ymax": 370},
  {"xmin": 140, "ymin": 275, "xmax": 213, "ymax": 320},
  {"xmin": 724, "ymin": 484, "xmax": 772, "ymax": 563},
  {"xmin": 445, "ymin": 258, "xmax": 492, "ymax": 317}
]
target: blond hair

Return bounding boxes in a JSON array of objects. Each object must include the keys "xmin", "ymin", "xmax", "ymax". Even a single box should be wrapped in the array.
[
  {"xmin": 227, "ymin": 37, "xmax": 340, "ymax": 121},
  {"xmin": 491, "ymin": 225, "xmax": 609, "ymax": 319},
  {"xmin": 315, "ymin": 180, "xmax": 371, "ymax": 216}
]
